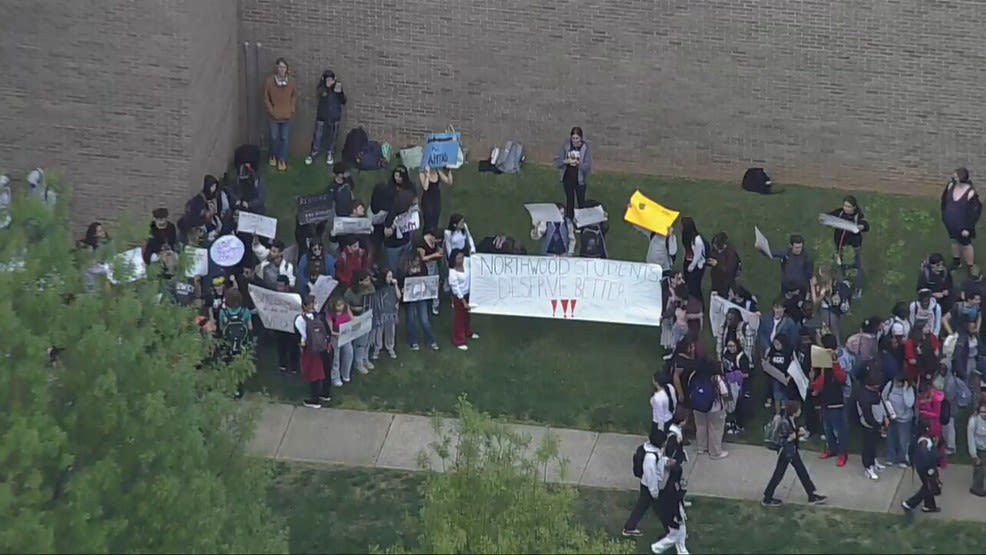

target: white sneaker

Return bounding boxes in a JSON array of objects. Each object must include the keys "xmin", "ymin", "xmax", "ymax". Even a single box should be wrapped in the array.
[
  {"xmin": 326, "ymin": 153, "xmax": 334, "ymax": 165},
  {"xmin": 470, "ymin": 333, "xmax": 480, "ymax": 339},
  {"xmin": 864, "ymin": 467, "xmax": 879, "ymax": 480},
  {"xmin": 304, "ymin": 156, "xmax": 313, "ymax": 165},
  {"xmin": 457, "ymin": 345, "xmax": 469, "ymax": 351},
  {"xmin": 332, "ymin": 380, "xmax": 343, "ymax": 387},
  {"xmin": 874, "ymin": 460, "xmax": 887, "ymax": 470}
]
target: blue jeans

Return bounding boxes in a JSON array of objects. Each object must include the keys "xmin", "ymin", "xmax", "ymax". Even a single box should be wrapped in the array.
[
  {"xmin": 406, "ymin": 301, "xmax": 435, "ymax": 346},
  {"xmin": 309, "ymin": 119, "xmax": 340, "ymax": 158},
  {"xmin": 269, "ymin": 120, "xmax": 291, "ymax": 162},
  {"xmin": 822, "ymin": 406, "xmax": 848, "ymax": 455},
  {"xmin": 331, "ymin": 343, "xmax": 354, "ymax": 383},
  {"xmin": 886, "ymin": 419, "xmax": 913, "ymax": 464},
  {"xmin": 386, "ymin": 244, "xmax": 409, "ymax": 272}
]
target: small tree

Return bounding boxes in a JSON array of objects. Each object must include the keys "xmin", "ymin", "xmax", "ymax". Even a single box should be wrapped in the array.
[
  {"xmin": 386, "ymin": 397, "xmax": 631, "ymax": 554},
  {"xmin": 0, "ymin": 185, "xmax": 286, "ymax": 553}
]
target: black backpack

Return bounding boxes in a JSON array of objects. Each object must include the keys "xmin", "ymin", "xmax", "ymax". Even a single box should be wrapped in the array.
[
  {"xmin": 342, "ymin": 127, "xmax": 369, "ymax": 166},
  {"xmin": 305, "ymin": 316, "xmax": 330, "ymax": 353},
  {"xmin": 632, "ymin": 444, "xmax": 650, "ymax": 478},
  {"xmin": 579, "ymin": 225, "xmax": 607, "ymax": 258},
  {"xmin": 221, "ymin": 308, "xmax": 249, "ymax": 356},
  {"xmin": 358, "ymin": 140, "xmax": 387, "ymax": 170},
  {"xmin": 742, "ymin": 167, "xmax": 772, "ymax": 194}
]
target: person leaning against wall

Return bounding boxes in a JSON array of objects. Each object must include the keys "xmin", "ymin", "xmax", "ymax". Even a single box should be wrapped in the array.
[{"xmin": 264, "ymin": 57, "xmax": 298, "ymax": 172}]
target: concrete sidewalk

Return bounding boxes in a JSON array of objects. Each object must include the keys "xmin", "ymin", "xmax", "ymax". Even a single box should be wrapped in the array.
[{"xmin": 249, "ymin": 403, "xmax": 986, "ymax": 524}]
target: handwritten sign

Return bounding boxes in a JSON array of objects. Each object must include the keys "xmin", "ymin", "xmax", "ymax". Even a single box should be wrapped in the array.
[
  {"xmin": 107, "ymin": 248, "xmax": 147, "ymax": 284},
  {"xmin": 312, "ymin": 275, "xmax": 338, "ymax": 312},
  {"xmin": 184, "ymin": 246, "xmax": 209, "ymax": 278},
  {"xmin": 395, "ymin": 209, "xmax": 420, "ymax": 236},
  {"xmin": 249, "ymin": 284, "xmax": 302, "ymax": 333},
  {"xmin": 524, "ymin": 203, "xmax": 564, "ymax": 224},
  {"xmin": 470, "ymin": 254, "xmax": 663, "ymax": 326},
  {"xmin": 332, "ymin": 217, "xmax": 373, "ymax": 236},
  {"xmin": 709, "ymin": 293, "xmax": 761, "ymax": 337},
  {"xmin": 403, "ymin": 275, "xmax": 440, "ymax": 302},
  {"xmin": 296, "ymin": 193, "xmax": 334, "ymax": 226},
  {"xmin": 788, "ymin": 358, "xmax": 810, "ymax": 401},
  {"xmin": 237, "ymin": 211, "xmax": 277, "ymax": 239},
  {"xmin": 574, "ymin": 205, "xmax": 607, "ymax": 228},
  {"xmin": 210, "ymin": 234, "xmax": 245, "ymax": 267},
  {"xmin": 334, "ymin": 309, "xmax": 373, "ymax": 347}
]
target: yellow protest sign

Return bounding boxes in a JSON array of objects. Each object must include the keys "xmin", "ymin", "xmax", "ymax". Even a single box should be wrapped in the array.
[{"xmin": 623, "ymin": 190, "xmax": 679, "ymax": 235}]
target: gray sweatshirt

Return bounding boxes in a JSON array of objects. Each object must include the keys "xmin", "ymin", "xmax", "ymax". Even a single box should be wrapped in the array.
[
  {"xmin": 636, "ymin": 225, "xmax": 677, "ymax": 272},
  {"xmin": 881, "ymin": 381, "xmax": 916, "ymax": 422},
  {"xmin": 968, "ymin": 414, "xmax": 986, "ymax": 458}
]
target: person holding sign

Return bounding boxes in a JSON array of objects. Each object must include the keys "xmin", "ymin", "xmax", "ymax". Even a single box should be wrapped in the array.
[
  {"xmin": 552, "ymin": 126, "xmax": 592, "ymax": 222},
  {"xmin": 449, "ymin": 249, "xmax": 478, "ymax": 351},
  {"xmin": 258, "ymin": 240, "xmax": 296, "ymax": 290},
  {"xmin": 399, "ymin": 252, "xmax": 439, "ymax": 351},
  {"xmin": 765, "ymin": 234, "xmax": 815, "ymax": 296},
  {"xmin": 370, "ymin": 267, "xmax": 401, "ymax": 360},
  {"xmin": 295, "ymin": 296, "xmax": 332, "ymax": 408},
  {"xmin": 343, "ymin": 270, "xmax": 376, "ymax": 374},
  {"xmin": 419, "ymin": 166, "xmax": 452, "ymax": 234},
  {"xmin": 825, "ymin": 195, "xmax": 869, "ymax": 297},
  {"xmin": 328, "ymin": 298, "xmax": 355, "ymax": 387},
  {"xmin": 810, "ymin": 336, "xmax": 850, "ymax": 468}
]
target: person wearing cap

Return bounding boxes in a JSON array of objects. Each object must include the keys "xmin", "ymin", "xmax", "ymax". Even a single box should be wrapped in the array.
[
  {"xmin": 306, "ymin": 70, "xmax": 346, "ymax": 166},
  {"xmin": 811, "ymin": 335, "xmax": 850, "ymax": 467},
  {"xmin": 144, "ymin": 207, "xmax": 177, "ymax": 264}
]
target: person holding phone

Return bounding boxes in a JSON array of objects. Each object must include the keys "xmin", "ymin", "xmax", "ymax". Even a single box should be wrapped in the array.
[
  {"xmin": 306, "ymin": 69, "xmax": 347, "ymax": 166},
  {"xmin": 553, "ymin": 126, "xmax": 592, "ymax": 222}
]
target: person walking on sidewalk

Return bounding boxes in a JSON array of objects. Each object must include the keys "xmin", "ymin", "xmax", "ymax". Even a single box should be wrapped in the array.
[
  {"xmin": 306, "ymin": 70, "xmax": 346, "ymax": 166},
  {"xmin": 902, "ymin": 420, "xmax": 943, "ymax": 514},
  {"xmin": 622, "ymin": 427, "xmax": 668, "ymax": 538},
  {"xmin": 650, "ymin": 425, "xmax": 690, "ymax": 555},
  {"xmin": 264, "ymin": 57, "xmax": 297, "ymax": 172},
  {"xmin": 762, "ymin": 401, "xmax": 828, "ymax": 507}
]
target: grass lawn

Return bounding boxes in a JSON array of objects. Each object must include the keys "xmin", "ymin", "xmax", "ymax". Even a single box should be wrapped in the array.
[
  {"xmin": 268, "ymin": 463, "xmax": 984, "ymax": 554},
  {"xmin": 245, "ymin": 158, "xmax": 976, "ymax": 459}
]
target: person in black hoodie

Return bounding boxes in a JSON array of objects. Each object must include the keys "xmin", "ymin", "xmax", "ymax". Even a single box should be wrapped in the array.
[
  {"xmin": 306, "ymin": 70, "xmax": 347, "ymax": 166},
  {"xmin": 828, "ymin": 195, "xmax": 869, "ymax": 297},
  {"xmin": 857, "ymin": 367, "xmax": 889, "ymax": 481},
  {"xmin": 901, "ymin": 420, "xmax": 943, "ymax": 514},
  {"xmin": 144, "ymin": 207, "xmax": 177, "ymax": 263}
]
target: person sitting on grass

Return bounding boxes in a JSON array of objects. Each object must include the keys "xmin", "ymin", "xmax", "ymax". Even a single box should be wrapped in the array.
[{"xmin": 761, "ymin": 400, "xmax": 827, "ymax": 508}]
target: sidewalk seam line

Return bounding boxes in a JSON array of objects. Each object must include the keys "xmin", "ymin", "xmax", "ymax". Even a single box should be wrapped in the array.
[
  {"xmin": 373, "ymin": 413, "xmax": 398, "ymax": 467},
  {"xmin": 576, "ymin": 432, "xmax": 601, "ymax": 487},
  {"xmin": 272, "ymin": 403, "xmax": 295, "ymax": 461}
]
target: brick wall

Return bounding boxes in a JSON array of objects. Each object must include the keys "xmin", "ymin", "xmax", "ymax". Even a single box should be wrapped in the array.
[
  {"xmin": 241, "ymin": 0, "xmax": 986, "ymax": 195},
  {"xmin": 0, "ymin": 0, "xmax": 241, "ymax": 232}
]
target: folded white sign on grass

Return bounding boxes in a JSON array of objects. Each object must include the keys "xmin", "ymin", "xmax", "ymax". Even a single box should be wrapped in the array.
[
  {"xmin": 709, "ymin": 293, "xmax": 761, "ymax": 337},
  {"xmin": 335, "ymin": 309, "xmax": 374, "ymax": 347},
  {"xmin": 249, "ymin": 284, "xmax": 301, "ymax": 333},
  {"xmin": 469, "ymin": 254, "xmax": 663, "ymax": 326}
]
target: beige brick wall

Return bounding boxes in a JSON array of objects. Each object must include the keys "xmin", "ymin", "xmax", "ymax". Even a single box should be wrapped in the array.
[
  {"xmin": 241, "ymin": 0, "xmax": 986, "ymax": 195},
  {"xmin": 0, "ymin": 0, "xmax": 241, "ymax": 232}
]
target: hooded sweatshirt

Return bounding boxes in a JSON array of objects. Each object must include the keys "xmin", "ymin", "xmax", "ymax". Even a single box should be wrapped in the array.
[{"xmin": 881, "ymin": 381, "xmax": 916, "ymax": 422}]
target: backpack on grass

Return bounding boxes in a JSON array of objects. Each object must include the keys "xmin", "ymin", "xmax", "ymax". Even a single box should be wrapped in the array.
[
  {"xmin": 493, "ymin": 141, "xmax": 524, "ymax": 174},
  {"xmin": 342, "ymin": 127, "xmax": 369, "ymax": 166},
  {"xmin": 579, "ymin": 226, "xmax": 607, "ymax": 258},
  {"xmin": 741, "ymin": 167, "xmax": 772, "ymax": 195},
  {"xmin": 358, "ymin": 140, "xmax": 387, "ymax": 170}
]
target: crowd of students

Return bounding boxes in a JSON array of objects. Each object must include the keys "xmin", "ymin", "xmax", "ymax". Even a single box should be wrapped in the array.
[{"xmin": 70, "ymin": 57, "xmax": 986, "ymax": 554}]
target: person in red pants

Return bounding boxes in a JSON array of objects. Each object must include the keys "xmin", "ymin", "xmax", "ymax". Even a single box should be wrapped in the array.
[{"xmin": 448, "ymin": 249, "xmax": 479, "ymax": 350}]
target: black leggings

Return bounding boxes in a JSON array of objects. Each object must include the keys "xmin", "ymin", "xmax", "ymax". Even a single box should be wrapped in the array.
[
  {"xmin": 684, "ymin": 266, "xmax": 705, "ymax": 304},
  {"xmin": 562, "ymin": 180, "xmax": 586, "ymax": 221}
]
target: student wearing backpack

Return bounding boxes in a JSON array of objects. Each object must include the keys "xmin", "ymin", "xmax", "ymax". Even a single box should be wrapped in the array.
[
  {"xmin": 651, "ymin": 372, "xmax": 678, "ymax": 437},
  {"xmin": 531, "ymin": 204, "xmax": 576, "ymax": 257},
  {"xmin": 707, "ymin": 232, "xmax": 739, "ymax": 297},
  {"xmin": 917, "ymin": 254, "xmax": 955, "ymax": 314},
  {"xmin": 901, "ymin": 420, "xmax": 943, "ymax": 514},
  {"xmin": 295, "ymin": 296, "xmax": 331, "ymax": 408},
  {"xmin": 553, "ymin": 126, "xmax": 592, "ymax": 222},
  {"xmin": 811, "ymin": 337, "xmax": 850, "ymax": 467},
  {"xmin": 219, "ymin": 288, "xmax": 254, "ymax": 397},
  {"xmin": 305, "ymin": 70, "xmax": 346, "ymax": 166},
  {"xmin": 722, "ymin": 338, "xmax": 751, "ymax": 434},
  {"xmin": 762, "ymin": 401, "xmax": 828, "ymax": 507},
  {"xmin": 264, "ymin": 58, "xmax": 297, "ymax": 172},
  {"xmin": 621, "ymin": 427, "xmax": 668, "ymax": 538},
  {"xmin": 579, "ymin": 222, "xmax": 608, "ymax": 259},
  {"xmin": 883, "ymin": 374, "xmax": 916, "ymax": 468},
  {"xmin": 690, "ymin": 359, "xmax": 730, "ymax": 459},
  {"xmin": 828, "ymin": 195, "xmax": 870, "ymax": 297}
]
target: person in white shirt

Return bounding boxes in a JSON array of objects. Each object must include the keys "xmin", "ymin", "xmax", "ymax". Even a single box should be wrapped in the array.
[
  {"xmin": 448, "ymin": 249, "xmax": 479, "ymax": 350},
  {"xmin": 651, "ymin": 425, "xmax": 690, "ymax": 555},
  {"xmin": 651, "ymin": 373, "xmax": 677, "ymax": 437},
  {"xmin": 257, "ymin": 239, "xmax": 296, "ymax": 289},
  {"xmin": 294, "ymin": 296, "xmax": 330, "ymax": 408},
  {"xmin": 622, "ymin": 428, "xmax": 669, "ymax": 537},
  {"xmin": 444, "ymin": 213, "xmax": 477, "ymax": 262}
]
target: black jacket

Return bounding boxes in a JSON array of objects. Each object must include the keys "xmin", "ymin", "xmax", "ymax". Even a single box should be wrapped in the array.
[
  {"xmin": 828, "ymin": 207, "xmax": 869, "ymax": 249},
  {"xmin": 315, "ymin": 84, "xmax": 346, "ymax": 122}
]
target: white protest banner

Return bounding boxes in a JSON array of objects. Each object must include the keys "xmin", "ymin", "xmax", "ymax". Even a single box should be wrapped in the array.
[
  {"xmin": 469, "ymin": 254, "xmax": 663, "ymax": 326},
  {"xmin": 787, "ymin": 358, "xmax": 810, "ymax": 400},
  {"xmin": 403, "ymin": 275, "xmax": 440, "ymax": 302},
  {"xmin": 574, "ymin": 205, "xmax": 607, "ymax": 228},
  {"xmin": 248, "ymin": 284, "xmax": 302, "ymax": 333},
  {"xmin": 818, "ymin": 213, "xmax": 860, "ymax": 234},
  {"xmin": 210, "ymin": 234, "xmax": 245, "ymax": 267},
  {"xmin": 184, "ymin": 246, "xmax": 209, "ymax": 278},
  {"xmin": 107, "ymin": 248, "xmax": 147, "ymax": 284},
  {"xmin": 754, "ymin": 226, "xmax": 773, "ymax": 259},
  {"xmin": 395, "ymin": 209, "xmax": 420, "ymax": 236},
  {"xmin": 237, "ymin": 211, "xmax": 278, "ymax": 239},
  {"xmin": 709, "ymin": 293, "xmax": 761, "ymax": 337},
  {"xmin": 332, "ymin": 217, "xmax": 373, "ymax": 236},
  {"xmin": 312, "ymin": 275, "xmax": 338, "ymax": 312},
  {"xmin": 335, "ymin": 309, "xmax": 373, "ymax": 347},
  {"xmin": 524, "ymin": 203, "xmax": 563, "ymax": 224}
]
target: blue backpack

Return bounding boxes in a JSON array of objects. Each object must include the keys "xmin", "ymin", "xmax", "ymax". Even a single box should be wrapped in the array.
[{"xmin": 688, "ymin": 372, "xmax": 716, "ymax": 413}]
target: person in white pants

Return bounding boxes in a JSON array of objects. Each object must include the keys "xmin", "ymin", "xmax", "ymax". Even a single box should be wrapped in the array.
[{"xmin": 651, "ymin": 425, "xmax": 689, "ymax": 555}]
